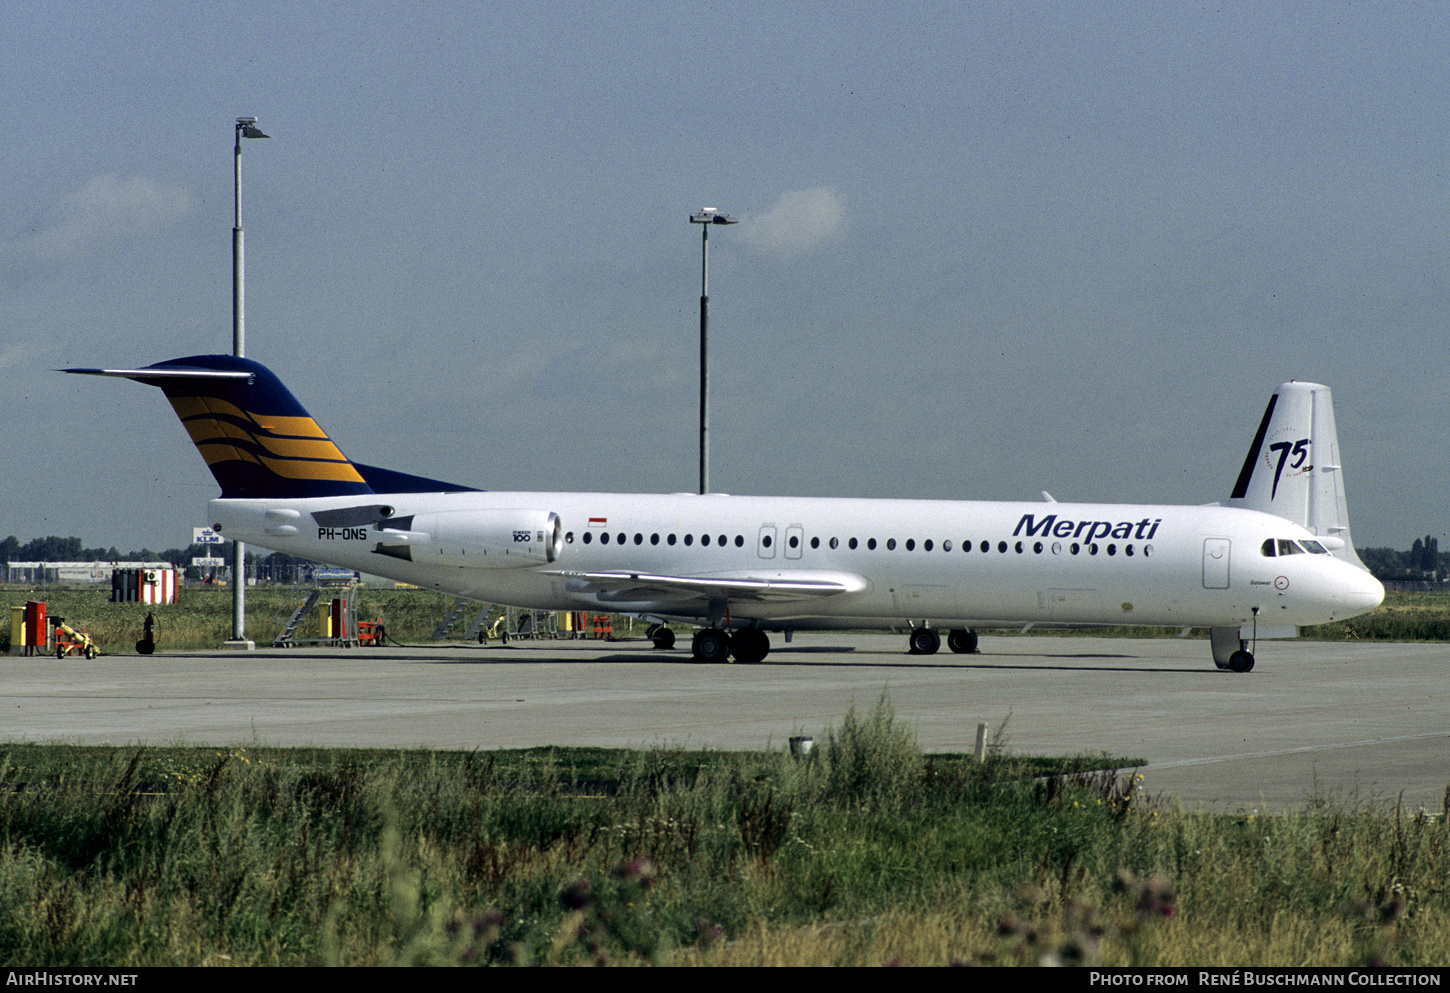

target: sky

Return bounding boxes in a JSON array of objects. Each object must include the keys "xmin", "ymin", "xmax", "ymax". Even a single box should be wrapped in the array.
[{"xmin": 3, "ymin": 1, "xmax": 1447, "ymax": 554}]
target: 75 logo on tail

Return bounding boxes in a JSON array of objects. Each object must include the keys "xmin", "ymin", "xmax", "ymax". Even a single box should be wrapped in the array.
[{"xmin": 1267, "ymin": 437, "xmax": 1310, "ymax": 499}]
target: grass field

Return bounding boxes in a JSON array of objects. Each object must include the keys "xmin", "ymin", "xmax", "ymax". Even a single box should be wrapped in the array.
[
  {"xmin": 0, "ymin": 699, "xmax": 1443, "ymax": 967},
  {"xmin": 3, "ymin": 586, "xmax": 1447, "ymax": 654}
]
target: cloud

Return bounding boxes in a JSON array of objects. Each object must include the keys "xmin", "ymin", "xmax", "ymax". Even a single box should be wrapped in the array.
[
  {"xmin": 737, "ymin": 186, "xmax": 848, "ymax": 259},
  {"xmin": 15, "ymin": 174, "xmax": 193, "ymax": 260}
]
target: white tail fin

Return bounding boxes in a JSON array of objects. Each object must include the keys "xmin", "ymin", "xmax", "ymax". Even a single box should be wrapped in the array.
[{"xmin": 1227, "ymin": 381, "xmax": 1366, "ymax": 569}]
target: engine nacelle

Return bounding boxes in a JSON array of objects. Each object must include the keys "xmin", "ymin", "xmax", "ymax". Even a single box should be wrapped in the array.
[{"xmin": 373, "ymin": 509, "xmax": 562, "ymax": 569}]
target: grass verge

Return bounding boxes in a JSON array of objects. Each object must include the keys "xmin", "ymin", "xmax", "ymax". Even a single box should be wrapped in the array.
[{"xmin": 0, "ymin": 698, "xmax": 1444, "ymax": 966}]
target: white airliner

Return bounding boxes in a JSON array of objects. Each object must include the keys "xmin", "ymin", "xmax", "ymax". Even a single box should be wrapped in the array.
[{"xmin": 68, "ymin": 357, "xmax": 1384, "ymax": 671}]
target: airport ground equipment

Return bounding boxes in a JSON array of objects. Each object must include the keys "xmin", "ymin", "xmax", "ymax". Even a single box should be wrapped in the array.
[
  {"xmin": 136, "ymin": 611, "xmax": 157, "ymax": 655},
  {"xmin": 274, "ymin": 589, "xmax": 323, "ymax": 647},
  {"xmin": 10, "ymin": 601, "xmax": 47, "ymax": 656},
  {"xmin": 356, "ymin": 618, "xmax": 386, "ymax": 646},
  {"xmin": 431, "ymin": 596, "xmax": 474, "ymax": 640},
  {"xmin": 111, "ymin": 568, "xmax": 179, "ymax": 604},
  {"xmin": 52, "ymin": 617, "xmax": 98, "ymax": 659},
  {"xmin": 273, "ymin": 571, "xmax": 364, "ymax": 647}
]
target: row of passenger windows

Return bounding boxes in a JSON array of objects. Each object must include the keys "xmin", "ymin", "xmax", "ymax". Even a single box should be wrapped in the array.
[{"xmin": 565, "ymin": 530, "xmax": 1154, "ymax": 558}]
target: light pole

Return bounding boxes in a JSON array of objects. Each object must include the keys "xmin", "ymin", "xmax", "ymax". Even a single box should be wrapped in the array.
[
  {"xmin": 227, "ymin": 116, "xmax": 268, "ymax": 649},
  {"xmin": 689, "ymin": 207, "xmax": 737, "ymax": 495}
]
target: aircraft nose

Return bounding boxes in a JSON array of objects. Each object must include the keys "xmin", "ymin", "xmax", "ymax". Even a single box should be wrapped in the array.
[
  {"xmin": 1328, "ymin": 563, "xmax": 1384, "ymax": 615},
  {"xmin": 1348, "ymin": 570, "xmax": 1385, "ymax": 612}
]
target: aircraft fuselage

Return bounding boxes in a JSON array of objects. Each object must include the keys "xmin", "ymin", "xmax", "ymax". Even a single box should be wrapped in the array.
[{"xmin": 212, "ymin": 490, "xmax": 1383, "ymax": 632}]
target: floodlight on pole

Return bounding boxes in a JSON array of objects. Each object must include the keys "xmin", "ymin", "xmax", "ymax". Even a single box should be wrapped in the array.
[
  {"xmin": 689, "ymin": 207, "xmax": 737, "ymax": 495},
  {"xmin": 233, "ymin": 116, "xmax": 269, "ymax": 359},
  {"xmin": 228, "ymin": 115, "xmax": 269, "ymax": 650}
]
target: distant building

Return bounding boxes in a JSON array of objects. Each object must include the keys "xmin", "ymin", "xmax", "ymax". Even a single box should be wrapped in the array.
[{"xmin": 4, "ymin": 561, "xmax": 171, "ymax": 585}]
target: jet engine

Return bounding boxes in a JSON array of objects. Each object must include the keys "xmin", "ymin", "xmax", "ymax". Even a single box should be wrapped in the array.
[{"xmin": 372, "ymin": 509, "xmax": 563, "ymax": 568}]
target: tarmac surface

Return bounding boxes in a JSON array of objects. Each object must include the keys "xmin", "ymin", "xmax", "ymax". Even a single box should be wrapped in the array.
[{"xmin": 3, "ymin": 633, "xmax": 1445, "ymax": 812}]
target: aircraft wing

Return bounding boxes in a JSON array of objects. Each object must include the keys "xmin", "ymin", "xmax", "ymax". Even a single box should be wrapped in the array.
[{"xmin": 547, "ymin": 569, "xmax": 870, "ymax": 605}]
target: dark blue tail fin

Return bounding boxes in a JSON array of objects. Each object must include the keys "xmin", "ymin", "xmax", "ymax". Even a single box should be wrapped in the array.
[{"xmin": 66, "ymin": 355, "xmax": 475, "ymax": 499}]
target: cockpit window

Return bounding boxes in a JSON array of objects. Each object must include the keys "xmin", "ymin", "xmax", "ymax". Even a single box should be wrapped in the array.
[{"xmin": 1264, "ymin": 537, "xmax": 1317, "ymax": 557}]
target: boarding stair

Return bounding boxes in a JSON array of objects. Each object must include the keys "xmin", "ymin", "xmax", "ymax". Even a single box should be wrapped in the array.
[
  {"xmin": 274, "ymin": 589, "xmax": 323, "ymax": 647},
  {"xmin": 432, "ymin": 597, "xmax": 472, "ymax": 640}
]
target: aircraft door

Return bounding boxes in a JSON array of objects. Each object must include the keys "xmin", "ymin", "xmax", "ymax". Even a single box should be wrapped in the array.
[
  {"xmin": 758, "ymin": 525, "xmax": 777, "ymax": 559},
  {"xmin": 1203, "ymin": 538, "xmax": 1231, "ymax": 589},
  {"xmin": 784, "ymin": 525, "xmax": 804, "ymax": 559}
]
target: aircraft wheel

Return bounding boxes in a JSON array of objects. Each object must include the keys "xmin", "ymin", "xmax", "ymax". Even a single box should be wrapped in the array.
[
  {"xmin": 651, "ymin": 627, "xmax": 676, "ymax": 650},
  {"xmin": 693, "ymin": 628, "xmax": 731, "ymax": 663},
  {"xmin": 730, "ymin": 629, "xmax": 770, "ymax": 664},
  {"xmin": 1228, "ymin": 650, "xmax": 1255, "ymax": 673},
  {"xmin": 947, "ymin": 629, "xmax": 978, "ymax": 654},
  {"xmin": 908, "ymin": 628, "xmax": 941, "ymax": 655}
]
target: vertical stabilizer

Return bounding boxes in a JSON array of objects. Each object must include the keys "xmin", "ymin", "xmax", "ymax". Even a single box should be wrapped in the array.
[
  {"xmin": 1228, "ymin": 381, "xmax": 1366, "ymax": 569},
  {"xmin": 67, "ymin": 355, "xmax": 479, "ymax": 499},
  {"xmin": 67, "ymin": 355, "xmax": 373, "ymax": 500}
]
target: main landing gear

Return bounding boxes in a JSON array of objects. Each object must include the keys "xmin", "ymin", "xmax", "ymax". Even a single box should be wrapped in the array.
[
  {"xmin": 908, "ymin": 628, "xmax": 978, "ymax": 655},
  {"xmin": 683, "ymin": 627, "xmax": 772, "ymax": 664}
]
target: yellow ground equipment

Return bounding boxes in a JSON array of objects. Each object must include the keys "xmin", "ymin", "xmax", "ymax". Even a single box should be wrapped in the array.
[{"xmin": 53, "ymin": 618, "xmax": 98, "ymax": 659}]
